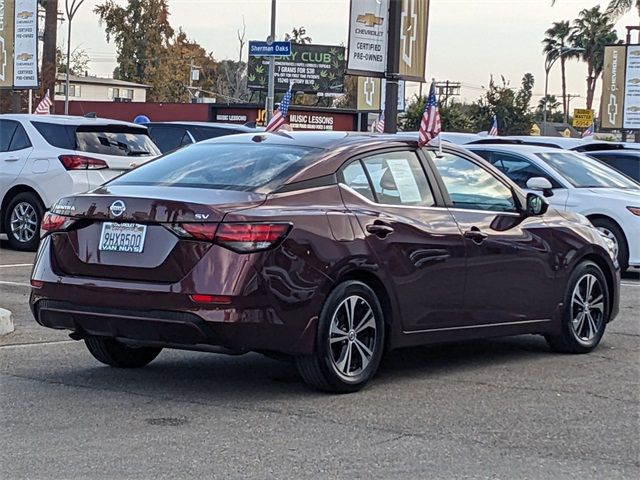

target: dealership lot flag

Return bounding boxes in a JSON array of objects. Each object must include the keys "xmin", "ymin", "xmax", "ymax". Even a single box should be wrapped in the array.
[
  {"xmin": 266, "ymin": 87, "xmax": 293, "ymax": 132},
  {"xmin": 34, "ymin": 91, "xmax": 52, "ymax": 115},
  {"xmin": 582, "ymin": 123, "xmax": 594, "ymax": 138},
  {"xmin": 418, "ymin": 82, "xmax": 441, "ymax": 147},
  {"xmin": 489, "ymin": 116, "xmax": 498, "ymax": 136},
  {"xmin": 376, "ymin": 112, "xmax": 385, "ymax": 132}
]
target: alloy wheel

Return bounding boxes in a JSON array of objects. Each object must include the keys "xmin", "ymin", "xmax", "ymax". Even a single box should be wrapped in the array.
[
  {"xmin": 10, "ymin": 202, "xmax": 38, "ymax": 244},
  {"xmin": 328, "ymin": 295, "xmax": 377, "ymax": 378},
  {"xmin": 570, "ymin": 273, "xmax": 605, "ymax": 342}
]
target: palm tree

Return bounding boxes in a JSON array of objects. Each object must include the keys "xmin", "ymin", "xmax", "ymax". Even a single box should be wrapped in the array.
[
  {"xmin": 543, "ymin": 21, "xmax": 575, "ymax": 121},
  {"xmin": 570, "ymin": 6, "xmax": 618, "ymax": 110},
  {"xmin": 552, "ymin": 1, "xmax": 640, "ymax": 23}
]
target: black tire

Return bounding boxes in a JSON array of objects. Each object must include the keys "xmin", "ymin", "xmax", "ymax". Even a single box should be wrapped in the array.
[
  {"xmin": 545, "ymin": 261, "xmax": 610, "ymax": 354},
  {"xmin": 295, "ymin": 281, "xmax": 385, "ymax": 393},
  {"xmin": 591, "ymin": 218, "xmax": 629, "ymax": 271},
  {"xmin": 84, "ymin": 337, "xmax": 162, "ymax": 368},
  {"xmin": 3, "ymin": 192, "xmax": 44, "ymax": 251}
]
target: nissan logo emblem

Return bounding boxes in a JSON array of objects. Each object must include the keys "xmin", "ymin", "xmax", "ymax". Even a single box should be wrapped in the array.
[{"xmin": 109, "ymin": 200, "xmax": 126, "ymax": 217}]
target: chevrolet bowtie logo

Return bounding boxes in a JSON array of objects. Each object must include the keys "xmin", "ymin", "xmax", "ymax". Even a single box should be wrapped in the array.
[{"xmin": 357, "ymin": 13, "xmax": 383, "ymax": 28}]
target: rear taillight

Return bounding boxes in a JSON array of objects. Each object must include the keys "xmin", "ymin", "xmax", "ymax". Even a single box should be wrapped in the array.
[
  {"xmin": 40, "ymin": 212, "xmax": 74, "ymax": 237},
  {"xmin": 59, "ymin": 155, "xmax": 108, "ymax": 170},
  {"xmin": 215, "ymin": 223, "xmax": 291, "ymax": 253},
  {"xmin": 166, "ymin": 222, "xmax": 290, "ymax": 253}
]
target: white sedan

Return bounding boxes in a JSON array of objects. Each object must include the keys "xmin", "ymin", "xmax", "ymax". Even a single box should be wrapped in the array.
[
  {"xmin": 466, "ymin": 143, "xmax": 640, "ymax": 270},
  {"xmin": 0, "ymin": 114, "xmax": 160, "ymax": 250}
]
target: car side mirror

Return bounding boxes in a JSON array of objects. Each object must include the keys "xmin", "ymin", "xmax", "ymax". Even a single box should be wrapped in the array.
[
  {"xmin": 525, "ymin": 192, "xmax": 549, "ymax": 217},
  {"xmin": 526, "ymin": 177, "xmax": 554, "ymax": 197}
]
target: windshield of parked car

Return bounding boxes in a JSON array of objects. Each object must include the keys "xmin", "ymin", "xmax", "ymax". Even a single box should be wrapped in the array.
[
  {"xmin": 536, "ymin": 151, "xmax": 640, "ymax": 189},
  {"xmin": 110, "ymin": 142, "xmax": 321, "ymax": 192}
]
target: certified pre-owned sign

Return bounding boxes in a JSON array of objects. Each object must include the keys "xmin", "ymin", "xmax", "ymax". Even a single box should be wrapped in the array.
[
  {"xmin": 12, "ymin": 0, "xmax": 37, "ymax": 89},
  {"xmin": 347, "ymin": 0, "xmax": 389, "ymax": 77},
  {"xmin": 0, "ymin": 0, "xmax": 15, "ymax": 89}
]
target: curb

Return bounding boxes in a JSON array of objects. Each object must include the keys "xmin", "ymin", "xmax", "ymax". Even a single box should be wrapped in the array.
[{"xmin": 0, "ymin": 308, "xmax": 14, "ymax": 336}]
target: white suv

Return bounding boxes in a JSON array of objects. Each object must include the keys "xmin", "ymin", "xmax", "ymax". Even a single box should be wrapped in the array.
[
  {"xmin": 0, "ymin": 114, "xmax": 160, "ymax": 250},
  {"xmin": 466, "ymin": 144, "xmax": 640, "ymax": 270}
]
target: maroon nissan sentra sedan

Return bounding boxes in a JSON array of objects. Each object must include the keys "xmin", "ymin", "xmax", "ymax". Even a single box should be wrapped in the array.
[{"xmin": 30, "ymin": 132, "xmax": 620, "ymax": 393}]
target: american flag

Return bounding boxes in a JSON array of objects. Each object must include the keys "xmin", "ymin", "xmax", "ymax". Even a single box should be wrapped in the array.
[
  {"xmin": 34, "ymin": 91, "xmax": 52, "ymax": 115},
  {"xmin": 418, "ymin": 82, "xmax": 441, "ymax": 147},
  {"xmin": 489, "ymin": 115, "xmax": 498, "ymax": 136},
  {"xmin": 266, "ymin": 87, "xmax": 293, "ymax": 132},
  {"xmin": 582, "ymin": 123, "xmax": 594, "ymax": 138},
  {"xmin": 376, "ymin": 112, "xmax": 385, "ymax": 133}
]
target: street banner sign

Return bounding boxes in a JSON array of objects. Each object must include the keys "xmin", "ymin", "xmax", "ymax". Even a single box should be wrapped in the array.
[
  {"xmin": 0, "ymin": 0, "xmax": 15, "ymax": 89},
  {"xmin": 357, "ymin": 76, "xmax": 405, "ymax": 111},
  {"xmin": 13, "ymin": 0, "xmax": 38, "ymax": 89},
  {"xmin": 347, "ymin": 0, "xmax": 389, "ymax": 77},
  {"xmin": 572, "ymin": 109, "xmax": 594, "ymax": 128},
  {"xmin": 600, "ymin": 44, "xmax": 640, "ymax": 130},
  {"xmin": 623, "ymin": 45, "xmax": 640, "ymax": 130},
  {"xmin": 249, "ymin": 40, "xmax": 292, "ymax": 57},
  {"xmin": 398, "ymin": 0, "xmax": 430, "ymax": 82},
  {"xmin": 248, "ymin": 44, "xmax": 345, "ymax": 94}
]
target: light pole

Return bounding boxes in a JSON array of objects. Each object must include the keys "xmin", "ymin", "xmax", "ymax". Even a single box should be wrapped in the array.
[
  {"xmin": 265, "ymin": 0, "xmax": 276, "ymax": 122},
  {"xmin": 543, "ymin": 47, "xmax": 584, "ymax": 133},
  {"xmin": 64, "ymin": 0, "xmax": 86, "ymax": 115}
]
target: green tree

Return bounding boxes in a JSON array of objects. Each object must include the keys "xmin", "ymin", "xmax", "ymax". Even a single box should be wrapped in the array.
[
  {"xmin": 535, "ymin": 95, "xmax": 564, "ymax": 123},
  {"xmin": 285, "ymin": 26, "xmax": 312, "ymax": 44},
  {"xmin": 605, "ymin": 0, "xmax": 640, "ymax": 20},
  {"xmin": 400, "ymin": 95, "xmax": 475, "ymax": 132},
  {"xmin": 543, "ymin": 21, "xmax": 576, "ymax": 120},
  {"xmin": 473, "ymin": 74, "xmax": 535, "ymax": 135},
  {"xmin": 56, "ymin": 47, "xmax": 91, "ymax": 76},
  {"xmin": 95, "ymin": 0, "xmax": 175, "ymax": 101},
  {"xmin": 569, "ymin": 6, "xmax": 618, "ymax": 110}
]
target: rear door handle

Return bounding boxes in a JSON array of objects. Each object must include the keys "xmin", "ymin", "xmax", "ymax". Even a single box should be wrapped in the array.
[
  {"xmin": 366, "ymin": 222, "xmax": 394, "ymax": 238},
  {"xmin": 463, "ymin": 228, "xmax": 488, "ymax": 244},
  {"xmin": 4, "ymin": 157, "xmax": 19, "ymax": 162}
]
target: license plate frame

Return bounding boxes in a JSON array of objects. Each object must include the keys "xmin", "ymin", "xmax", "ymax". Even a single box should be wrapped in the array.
[{"xmin": 98, "ymin": 222, "xmax": 147, "ymax": 253}]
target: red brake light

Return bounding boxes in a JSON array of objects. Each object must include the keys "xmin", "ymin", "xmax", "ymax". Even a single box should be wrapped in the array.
[
  {"xmin": 189, "ymin": 294, "xmax": 232, "ymax": 305},
  {"xmin": 59, "ymin": 155, "xmax": 108, "ymax": 170},
  {"xmin": 181, "ymin": 223, "xmax": 217, "ymax": 241},
  {"xmin": 41, "ymin": 212, "xmax": 68, "ymax": 234},
  {"xmin": 214, "ymin": 223, "xmax": 291, "ymax": 253}
]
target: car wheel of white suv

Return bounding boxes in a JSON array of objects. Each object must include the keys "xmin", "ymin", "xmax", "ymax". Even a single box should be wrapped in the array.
[{"xmin": 4, "ymin": 192, "xmax": 44, "ymax": 251}]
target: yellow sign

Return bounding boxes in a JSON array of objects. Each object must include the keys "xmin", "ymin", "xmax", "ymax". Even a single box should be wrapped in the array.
[
  {"xmin": 572, "ymin": 109, "xmax": 594, "ymax": 128},
  {"xmin": 0, "ymin": 0, "xmax": 16, "ymax": 89},
  {"xmin": 398, "ymin": 0, "xmax": 429, "ymax": 81}
]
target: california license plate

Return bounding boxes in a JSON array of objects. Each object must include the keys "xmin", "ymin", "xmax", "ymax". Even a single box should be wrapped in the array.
[{"xmin": 99, "ymin": 223, "xmax": 147, "ymax": 253}]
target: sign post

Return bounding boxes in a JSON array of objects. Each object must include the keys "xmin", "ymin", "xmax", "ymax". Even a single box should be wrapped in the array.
[{"xmin": 266, "ymin": 0, "xmax": 276, "ymax": 123}]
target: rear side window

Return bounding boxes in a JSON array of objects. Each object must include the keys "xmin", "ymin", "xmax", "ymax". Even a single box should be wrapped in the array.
[
  {"xmin": 0, "ymin": 120, "xmax": 18, "ymax": 151},
  {"xmin": 9, "ymin": 124, "xmax": 31, "ymax": 151},
  {"xmin": 341, "ymin": 161, "xmax": 375, "ymax": 201},
  {"xmin": 148, "ymin": 125, "xmax": 192, "ymax": 153},
  {"xmin": 110, "ymin": 143, "xmax": 321, "ymax": 192},
  {"xmin": 32, "ymin": 122, "xmax": 76, "ymax": 149}
]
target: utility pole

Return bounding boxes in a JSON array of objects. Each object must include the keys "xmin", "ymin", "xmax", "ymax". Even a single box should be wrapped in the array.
[
  {"xmin": 265, "ymin": 0, "xmax": 276, "ymax": 122},
  {"xmin": 42, "ymin": 0, "xmax": 59, "ymax": 114},
  {"xmin": 64, "ymin": 0, "xmax": 86, "ymax": 115},
  {"xmin": 565, "ymin": 94, "xmax": 580, "ymax": 122},
  {"xmin": 383, "ymin": 0, "xmax": 401, "ymax": 133}
]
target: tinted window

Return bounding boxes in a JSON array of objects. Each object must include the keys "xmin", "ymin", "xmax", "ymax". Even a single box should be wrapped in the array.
[
  {"xmin": 361, "ymin": 151, "xmax": 435, "ymax": 207},
  {"xmin": 192, "ymin": 127, "xmax": 243, "ymax": 142},
  {"xmin": 589, "ymin": 153, "xmax": 640, "ymax": 181},
  {"xmin": 431, "ymin": 152, "xmax": 517, "ymax": 212},
  {"xmin": 0, "ymin": 120, "xmax": 19, "ymax": 152},
  {"xmin": 8, "ymin": 124, "xmax": 32, "ymax": 151},
  {"xmin": 110, "ymin": 143, "xmax": 320, "ymax": 192},
  {"xmin": 148, "ymin": 126, "xmax": 192, "ymax": 153},
  {"xmin": 482, "ymin": 151, "xmax": 562, "ymax": 189},
  {"xmin": 341, "ymin": 161, "xmax": 375, "ymax": 201},
  {"xmin": 537, "ymin": 152, "xmax": 639, "ymax": 189},
  {"xmin": 75, "ymin": 128, "xmax": 160, "ymax": 157},
  {"xmin": 32, "ymin": 122, "xmax": 76, "ymax": 149}
]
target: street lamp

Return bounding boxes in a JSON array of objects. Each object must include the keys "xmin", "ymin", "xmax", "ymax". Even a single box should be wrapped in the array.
[
  {"xmin": 543, "ymin": 46, "xmax": 584, "ymax": 132},
  {"xmin": 64, "ymin": 0, "xmax": 87, "ymax": 115}
]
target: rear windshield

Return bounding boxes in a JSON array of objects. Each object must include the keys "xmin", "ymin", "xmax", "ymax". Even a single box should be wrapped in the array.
[
  {"xmin": 110, "ymin": 143, "xmax": 321, "ymax": 192},
  {"xmin": 32, "ymin": 122, "xmax": 160, "ymax": 157}
]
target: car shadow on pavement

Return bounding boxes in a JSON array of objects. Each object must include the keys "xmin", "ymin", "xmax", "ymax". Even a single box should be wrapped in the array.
[{"xmin": 37, "ymin": 334, "xmax": 555, "ymax": 399}]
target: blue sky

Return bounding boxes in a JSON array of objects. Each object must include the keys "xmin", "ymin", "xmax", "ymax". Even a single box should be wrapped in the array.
[{"xmin": 68, "ymin": 0, "xmax": 638, "ymax": 109}]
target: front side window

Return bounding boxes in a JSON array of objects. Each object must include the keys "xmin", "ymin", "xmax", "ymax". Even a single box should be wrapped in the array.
[
  {"xmin": 537, "ymin": 151, "xmax": 639, "ymax": 189},
  {"xmin": 482, "ymin": 151, "xmax": 562, "ymax": 189},
  {"xmin": 110, "ymin": 143, "xmax": 321, "ymax": 192},
  {"xmin": 430, "ymin": 152, "xmax": 517, "ymax": 212},
  {"xmin": 359, "ymin": 151, "xmax": 435, "ymax": 207}
]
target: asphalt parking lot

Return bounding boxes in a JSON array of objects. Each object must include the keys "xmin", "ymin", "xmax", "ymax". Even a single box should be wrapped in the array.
[{"xmin": 1, "ymin": 242, "xmax": 639, "ymax": 479}]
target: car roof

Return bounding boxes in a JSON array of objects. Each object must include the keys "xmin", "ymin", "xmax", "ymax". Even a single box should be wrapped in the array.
[
  {"xmin": 467, "ymin": 135, "xmax": 640, "ymax": 152},
  {"xmin": 465, "ymin": 143, "xmax": 571, "ymax": 155},
  {"xmin": 0, "ymin": 113, "xmax": 144, "ymax": 128},
  {"xmin": 146, "ymin": 121, "xmax": 258, "ymax": 131},
  {"xmin": 587, "ymin": 149, "xmax": 640, "ymax": 157}
]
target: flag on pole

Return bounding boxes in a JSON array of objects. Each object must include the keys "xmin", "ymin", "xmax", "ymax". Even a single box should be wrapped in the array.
[
  {"xmin": 582, "ymin": 122, "xmax": 594, "ymax": 138},
  {"xmin": 376, "ymin": 112, "xmax": 385, "ymax": 133},
  {"xmin": 489, "ymin": 115, "xmax": 499, "ymax": 136},
  {"xmin": 265, "ymin": 87, "xmax": 293, "ymax": 132},
  {"xmin": 418, "ymin": 81, "xmax": 441, "ymax": 147},
  {"xmin": 34, "ymin": 91, "xmax": 52, "ymax": 115}
]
